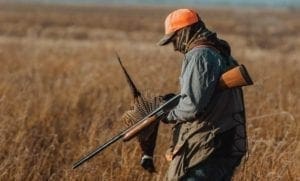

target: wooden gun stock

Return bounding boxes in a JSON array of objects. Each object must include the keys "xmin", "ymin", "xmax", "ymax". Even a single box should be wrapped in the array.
[{"xmin": 219, "ymin": 64, "xmax": 253, "ymax": 90}]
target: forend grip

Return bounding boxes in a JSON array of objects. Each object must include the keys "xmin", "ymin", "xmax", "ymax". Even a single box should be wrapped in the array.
[{"xmin": 123, "ymin": 116, "xmax": 158, "ymax": 142}]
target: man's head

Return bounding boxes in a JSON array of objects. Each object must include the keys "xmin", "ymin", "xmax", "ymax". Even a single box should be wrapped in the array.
[{"xmin": 158, "ymin": 9, "xmax": 206, "ymax": 53}]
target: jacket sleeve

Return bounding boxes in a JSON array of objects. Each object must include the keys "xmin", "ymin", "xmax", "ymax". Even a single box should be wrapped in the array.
[{"xmin": 167, "ymin": 49, "xmax": 221, "ymax": 122}]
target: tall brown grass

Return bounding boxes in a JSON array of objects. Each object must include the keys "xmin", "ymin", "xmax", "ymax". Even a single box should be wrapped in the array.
[{"xmin": 0, "ymin": 3, "xmax": 299, "ymax": 180}]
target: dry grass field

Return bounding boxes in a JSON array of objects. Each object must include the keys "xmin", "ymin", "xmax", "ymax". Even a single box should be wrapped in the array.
[{"xmin": 0, "ymin": 3, "xmax": 299, "ymax": 180}]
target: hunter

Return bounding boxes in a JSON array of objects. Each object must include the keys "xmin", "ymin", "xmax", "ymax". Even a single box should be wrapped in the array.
[{"xmin": 157, "ymin": 9, "xmax": 247, "ymax": 180}]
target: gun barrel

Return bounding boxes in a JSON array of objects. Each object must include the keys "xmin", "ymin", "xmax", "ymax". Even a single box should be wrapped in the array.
[{"xmin": 72, "ymin": 133, "xmax": 125, "ymax": 169}]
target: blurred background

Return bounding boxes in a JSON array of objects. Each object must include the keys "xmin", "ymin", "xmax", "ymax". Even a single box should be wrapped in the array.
[
  {"xmin": 5, "ymin": 0, "xmax": 300, "ymax": 7},
  {"xmin": 0, "ymin": 0, "xmax": 299, "ymax": 180}
]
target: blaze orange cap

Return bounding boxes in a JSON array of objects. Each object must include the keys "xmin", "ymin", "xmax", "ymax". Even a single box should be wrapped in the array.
[{"xmin": 158, "ymin": 9, "xmax": 200, "ymax": 46}]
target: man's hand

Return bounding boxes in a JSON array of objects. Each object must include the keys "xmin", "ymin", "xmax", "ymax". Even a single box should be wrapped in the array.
[{"xmin": 160, "ymin": 93, "xmax": 178, "ymax": 124}]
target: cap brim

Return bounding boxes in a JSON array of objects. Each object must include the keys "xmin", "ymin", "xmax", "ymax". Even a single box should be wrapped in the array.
[{"xmin": 157, "ymin": 32, "xmax": 175, "ymax": 46}]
